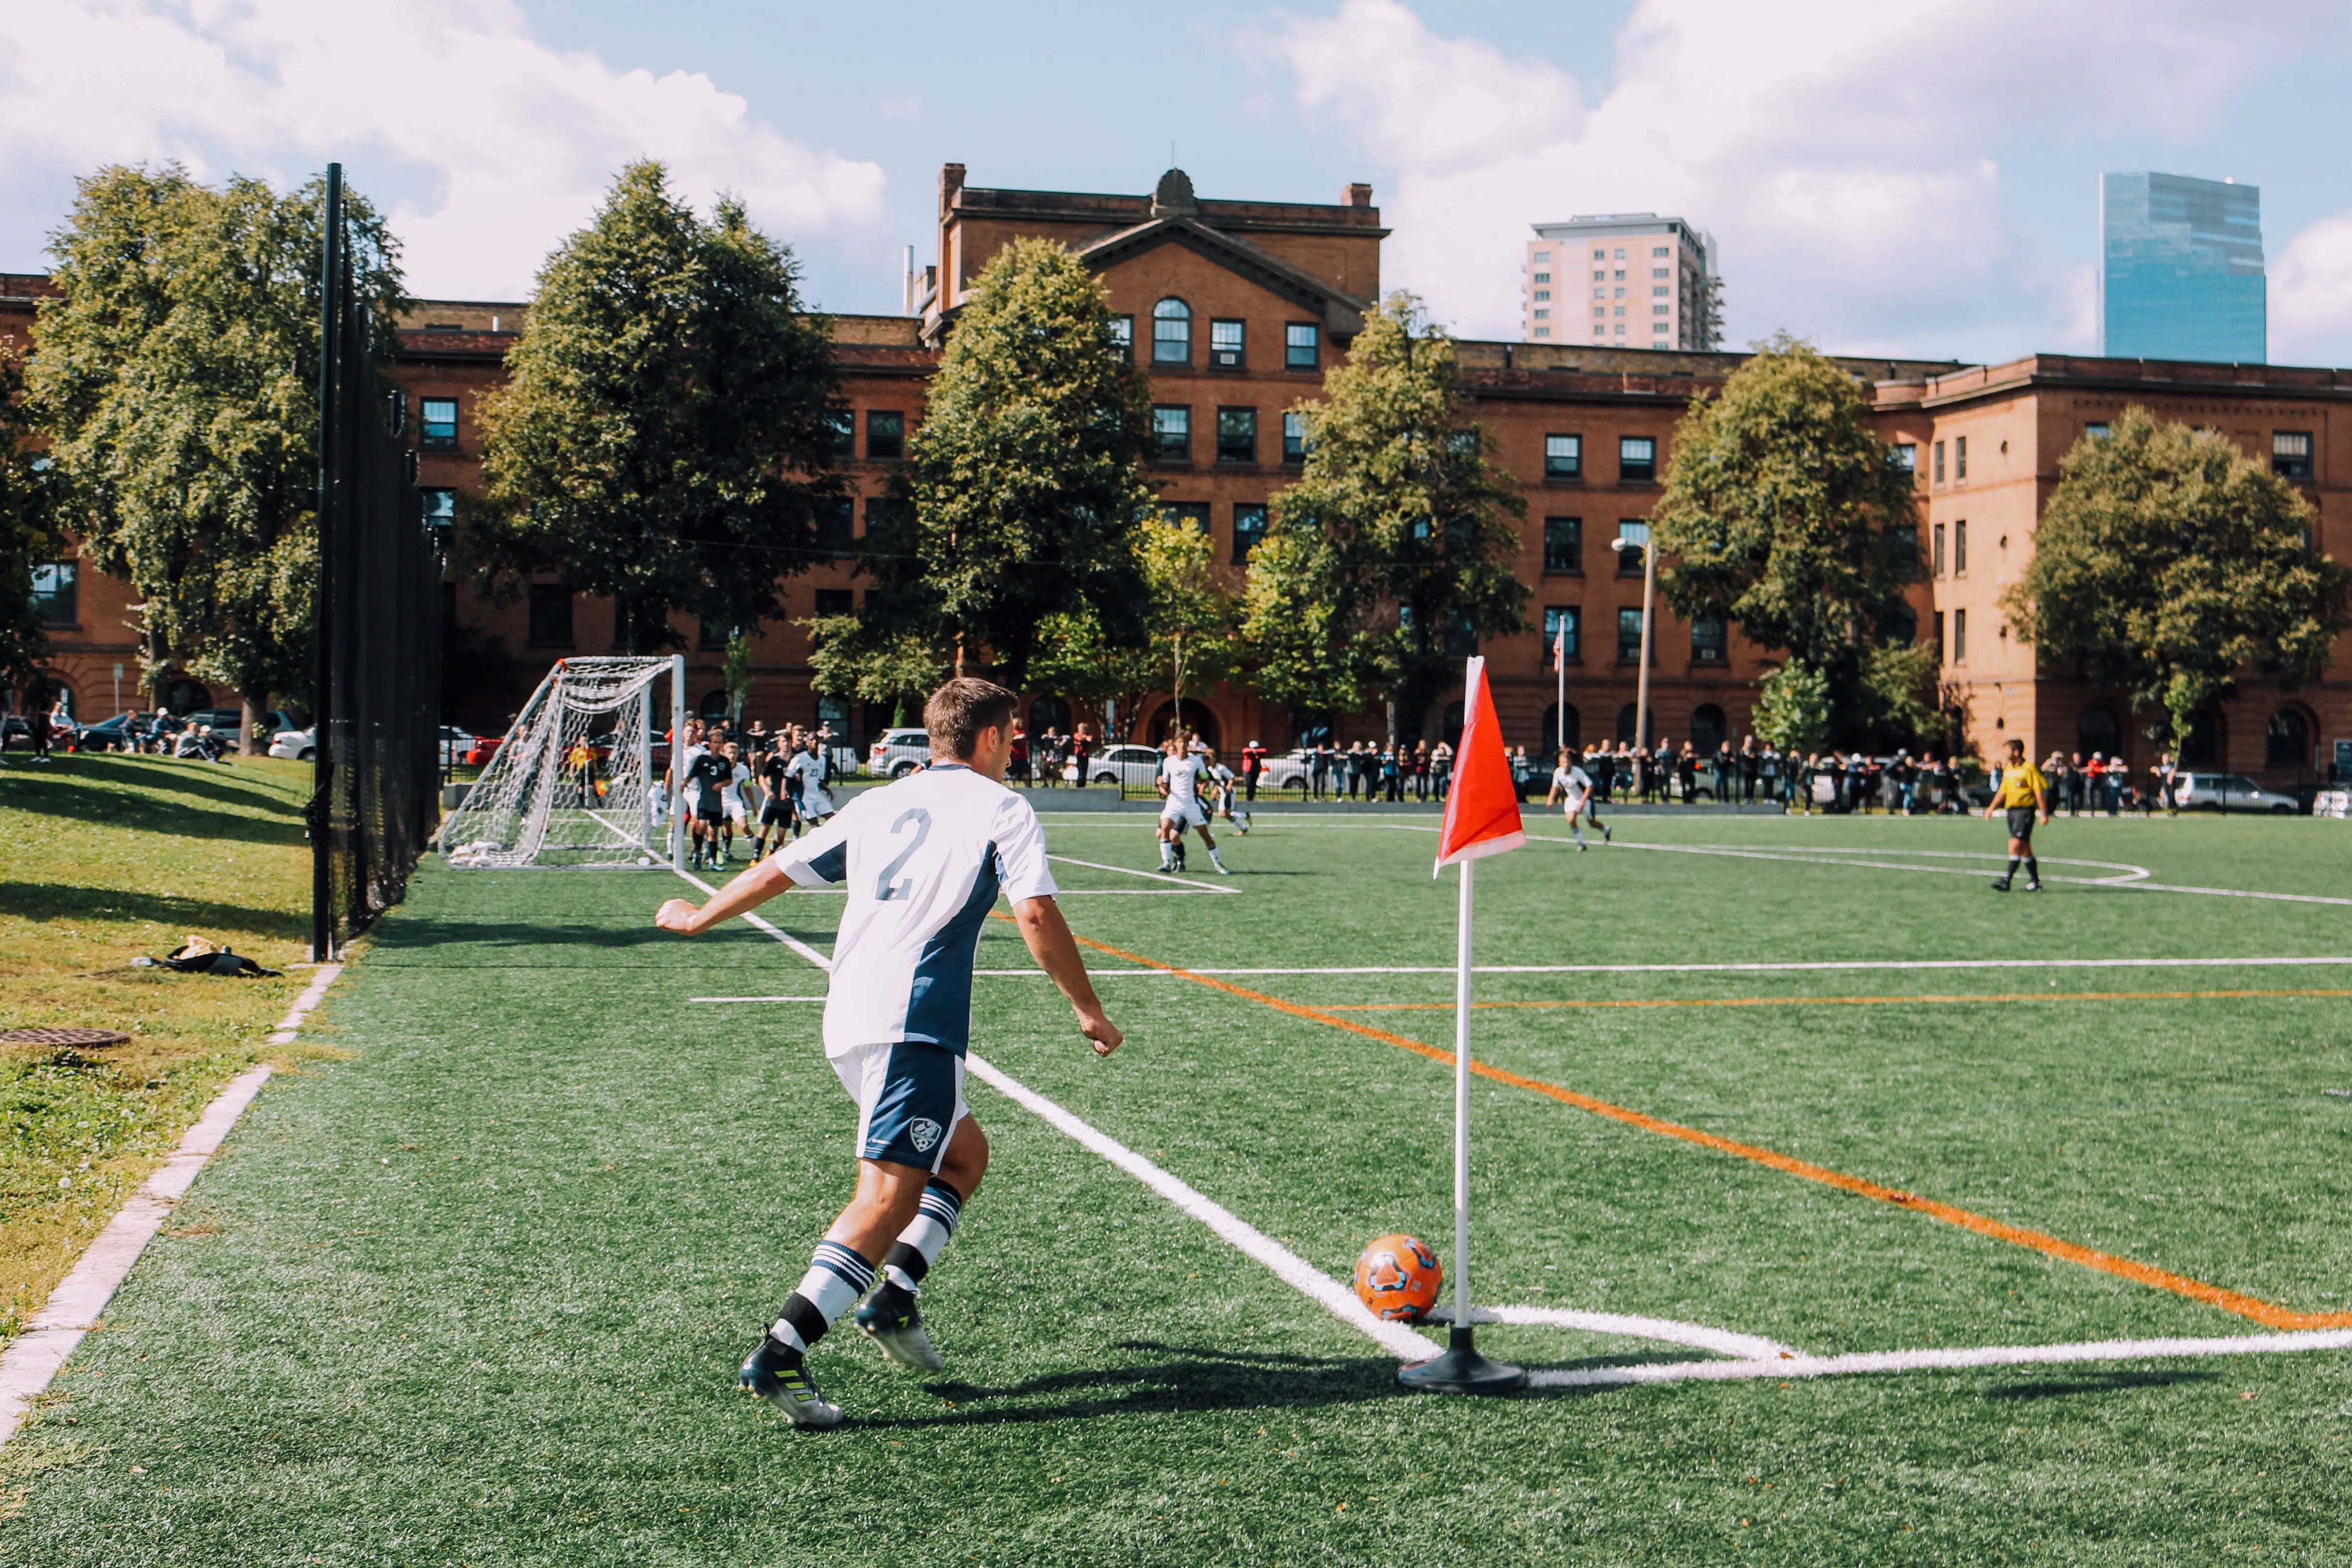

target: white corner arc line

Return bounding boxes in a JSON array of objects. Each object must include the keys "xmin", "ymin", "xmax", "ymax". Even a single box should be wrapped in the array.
[
  {"xmin": 1457, "ymin": 1305, "xmax": 1792, "ymax": 1360},
  {"xmin": 973, "ymin": 955, "xmax": 2352, "ymax": 979},
  {"xmin": 0, "ymin": 962, "xmax": 342, "ymax": 1447},
  {"xmin": 1046, "ymin": 854, "xmax": 1238, "ymax": 893},
  {"xmin": 1528, "ymin": 1328, "xmax": 2352, "ymax": 1390}
]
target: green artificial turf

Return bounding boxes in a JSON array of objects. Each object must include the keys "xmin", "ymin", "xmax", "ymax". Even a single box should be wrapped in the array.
[{"xmin": 9, "ymin": 809, "xmax": 2352, "ymax": 1564}]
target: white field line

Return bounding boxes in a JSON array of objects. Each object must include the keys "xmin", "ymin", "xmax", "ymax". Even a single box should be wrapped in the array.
[
  {"xmin": 690, "ymin": 996, "xmax": 828, "ymax": 1003},
  {"xmin": 964, "ymin": 955, "xmax": 2352, "ymax": 979},
  {"xmin": 1529, "ymin": 1328, "xmax": 2352, "ymax": 1390},
  {"xmin": 676, "ymin": 870, "xmax": 833, "ymax": 970},
  {"xmin": 0, "ymin": 963, "xmax": 343, "ymax": 1447},
  {"xmin": 1046, "ymin": 854, "xmax": 1236, "ymax": 893},
  {"xmin": 698, "ymin": 874, "xmax": 2352, "ymax": 1389}
]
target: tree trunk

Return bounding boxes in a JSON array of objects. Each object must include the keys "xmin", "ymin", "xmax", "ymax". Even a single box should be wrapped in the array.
[{"xmin": 240, "ymin": 689, "xmax": 271, "ymax": 755}]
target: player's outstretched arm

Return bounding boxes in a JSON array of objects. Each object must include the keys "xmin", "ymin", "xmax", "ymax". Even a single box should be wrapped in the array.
[
  {"xmin": 1012, "ymin": 895, "xmax": 1123, "ymax": 1057},
  {"xmin": 655, "ymin": 858, "xmax": 790, "ymax": 936}
]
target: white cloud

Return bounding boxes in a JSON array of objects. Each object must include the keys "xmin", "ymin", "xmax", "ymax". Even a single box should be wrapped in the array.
[
  {"xmin": 1264, "ymin": 0, "xmax": 2325, "ymax": 358},
  {"xmin": 0, "ymin": 0, "xmax": 885, "ymax": 299},
  {"xmin": 2274, "ymin": 212, "xmax": 2352, "ymax": 362}
]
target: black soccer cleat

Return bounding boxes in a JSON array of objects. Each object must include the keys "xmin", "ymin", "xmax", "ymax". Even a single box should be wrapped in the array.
[
  {"xmin": 855, "ymin": 1283, "xmax": 944, "ymax": 1373},
  {"xmin": 738, "ymin": 1333, "xmax": 842, "ymax": 1428},
  {"xmin": 1990, "ymin": 879, "xmax": 2011, "ymax": 893}
]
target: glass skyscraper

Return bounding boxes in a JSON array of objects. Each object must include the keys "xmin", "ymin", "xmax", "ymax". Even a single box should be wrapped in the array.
[{"xmin": 2099, "ymin": 172, "xmax": 2265, "ymax": 363}]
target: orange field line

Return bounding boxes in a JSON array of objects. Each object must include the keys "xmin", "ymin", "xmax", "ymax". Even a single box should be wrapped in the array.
[
  {"xmin": 1315, "ymin": 988, "xmax": 2352, "ymax": 1013},
  {"xmin": 1009, "ymin": 913, "xmax": 2352, "ymax": 1332}
]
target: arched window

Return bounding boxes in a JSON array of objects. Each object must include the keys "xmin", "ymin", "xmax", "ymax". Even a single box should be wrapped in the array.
[
  {"xmin": 1541, "ymin": 703, "xmax": 1580, "ymax": 756},
  {"xmin": 1440, "ymin": 700, "xmax": 1465, "ymax": 749},
  {"xmin": 1616, "ymin": 703, "xmax": 1653, "ymax": 745},
  {"xmin": 1690, "ymin": 703, "xmax": 1727, "ymax": 754},
  {"xmin": 163, "ymin": 676, "xmax": 211, "ymax": 715},
  {"xmin": 698, "ymin": 689, "xmax": 731, "ymax": 720},
  {"xmin": 2267, "ymin": 708, "xmax": 2311, "ymax": 768},
  {"xmin": 817, "ymin": 694, "xmax": 851, "ymax": 737},
  {"xmin": 2077, "ymin": 706, "xmax": 2121, "ymax": 757},
  {"xmin": 1153, "ymin": 298, "xmax": 1192, "ymax": 364},
  {"xmin": 1028, "ymin": 695, "xmax": 1072, "ymax": 736},
  {"xmin": 2180, "ymin": 711, "xmax": 2222, "ymax": 769}
]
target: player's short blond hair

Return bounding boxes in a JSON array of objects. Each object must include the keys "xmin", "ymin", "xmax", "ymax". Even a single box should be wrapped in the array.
[{"xmin": 924, "ymin": 678, "xmax": 1018, "ymax": 759}]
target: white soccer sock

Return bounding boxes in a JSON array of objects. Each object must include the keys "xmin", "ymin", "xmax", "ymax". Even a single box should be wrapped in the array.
[
  {"xmin": 882, "ymin": 1180, "xmax": 963, "ymax": 1294},
  {"xmin": 1159, "ymin": 839, "xmax": 1174, "ymax": 868},
  {"xmin": 769, "ymin": 1239, "xmax": 875, "ymax": 1353},
  {"xmin": 1209, "ymin": 846, "xmax": 1225, "ymax": 867}
]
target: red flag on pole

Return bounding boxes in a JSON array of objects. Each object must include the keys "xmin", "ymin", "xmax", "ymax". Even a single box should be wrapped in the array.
[{"xmin": 1434, "ymin": 655, "xmax": 1526, "ymax": 873}]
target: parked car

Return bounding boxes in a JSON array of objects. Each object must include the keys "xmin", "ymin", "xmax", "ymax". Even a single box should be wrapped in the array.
[
  {"xmin": 0, "ymin": 715, "xmax": 28, "ymax": 751},
  {"xmin": 1255, "ymin": 747, "xmax": 1320, "ymax": 791},
  {"xmin": 864, "ymin": 728, "xmax": 931, "ymax": 778},
  {"xmin": 1086, "ymin": 743, "xmax": 1167, "ymax": 789},
  {"xmin": 75, "ymin": 713, "xmax": 162, "ymax": 752},
  {"xmin": 2173, "ymin": 772, "xmax": 2298, "ymax": 814},
  {"xmin": 268, "ymin": 726, "xmax": 316, "ymax": 762},
  {"xmin": 464, "ymin": 734, "xmax": 506, "ymax": 768},
  {"xmin": 439, "ymin": 726, "xmax": 476, "ymax": 767},
  {"xmin": 182, "ymin": 707, "xmax": 303, "ymax": 745}
]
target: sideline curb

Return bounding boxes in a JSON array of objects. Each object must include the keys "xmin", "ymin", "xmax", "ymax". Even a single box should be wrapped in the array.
[{"xmin": 0, "ymin": 962, "xmax": 342, "ymax": 1446}]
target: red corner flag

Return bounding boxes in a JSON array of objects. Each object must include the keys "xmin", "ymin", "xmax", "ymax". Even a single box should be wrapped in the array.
[{"xmin": 1434, "ymin": 655, "xmax": 1526, "ymax": 874}]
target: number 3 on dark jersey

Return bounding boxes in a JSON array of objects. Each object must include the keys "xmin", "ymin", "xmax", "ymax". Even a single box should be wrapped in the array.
[{"xmin": 875, "ymin": 808, "xmax": 932, "ymax": 901}]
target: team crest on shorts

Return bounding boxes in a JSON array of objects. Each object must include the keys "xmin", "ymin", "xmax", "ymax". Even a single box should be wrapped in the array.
[{"xmin": 909, "ymin": 1117, "xmax": 943, "ymax": 1153}]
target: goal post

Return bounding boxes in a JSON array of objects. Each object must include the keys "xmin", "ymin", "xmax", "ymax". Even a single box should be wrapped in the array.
[{"xmin": 439, "ymin": 655, "xmax": 686, "ymax": 870}]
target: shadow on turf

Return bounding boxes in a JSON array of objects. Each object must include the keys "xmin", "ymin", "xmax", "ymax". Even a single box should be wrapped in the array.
[
  {"xmin": 0, "ymin": 880, "xmax": 310, "ymax": 941},
  {"xmin": 1979, "ymin": 1369, "xmax": 2217, "ymax": 1400},
  {"xmin": 371, "ymin": 917, "xmax": 789, "ymax": 953},
  {"xmin": 1, "ymin": 760, "xmax": 303, "ymax": 821}
]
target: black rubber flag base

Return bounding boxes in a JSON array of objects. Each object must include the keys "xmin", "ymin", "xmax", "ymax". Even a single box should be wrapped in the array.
[{"xmin": 1398, "ymin": 1326, "xmax": 1526, "ymax": 1395}]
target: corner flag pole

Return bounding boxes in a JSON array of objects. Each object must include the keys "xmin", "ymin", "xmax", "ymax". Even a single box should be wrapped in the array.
[{"xmin": 1400, "ymin": 656, "xmax": 1527, "ymax": 1397}]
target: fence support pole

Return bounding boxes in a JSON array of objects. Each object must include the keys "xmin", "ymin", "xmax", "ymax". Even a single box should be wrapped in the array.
[{"xmin": 310, "ymin": 162, "xmax": 343, "ymax": 963}]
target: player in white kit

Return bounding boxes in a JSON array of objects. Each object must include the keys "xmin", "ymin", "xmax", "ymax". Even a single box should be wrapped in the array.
[
  {"xmin": 1546, "ymin": 746, "xmax": 1610, "ymax": 850},
  {"xmin": 1154, "ymin": 734, "xmax": 1229, "ymax": 874},
  {"xmin": 655, "ymin": 680, "xmax": 1122, "ymax": 1427}
]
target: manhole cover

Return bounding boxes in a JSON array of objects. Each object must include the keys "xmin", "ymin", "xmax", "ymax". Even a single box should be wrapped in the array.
[{"xmin": 1, "ymin": 1027, "xmax": 132, "ymax": 1048}]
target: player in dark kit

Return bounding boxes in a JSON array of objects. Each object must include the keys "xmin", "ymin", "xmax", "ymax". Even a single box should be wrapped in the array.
[
  {"xmin": 685, "ymin": 744, "xmax": 731, "ymax": 871},
  {"xmin": 753, "ymin": 739, "xmax": 795, "ymax": 862}
]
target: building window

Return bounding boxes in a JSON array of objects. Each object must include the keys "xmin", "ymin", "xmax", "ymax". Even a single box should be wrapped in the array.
[
  {"xmin": 1285, "ymin": 322, "xmax": 1319, "ymax": 370},
  {"xmin": 2274, "ymin": 431, "xmax": 2314, "ymax": 480},
  {"xmin": 1616, "ymin": 527, "xmax": 1645, "ymax": 576},
  {"xmin": 1954, "ymin": 520, "xmax": 1968, "ymax": 576},
  {"xmin": 1153, "ymin": 298, "xmax": 1191, "ymax": 364},
  {"xmin": 1653, "ymin": 246, "xmax": 1669, "ymax": 258},
  {"xmin": 1619, "ymin": 436, "xmax": 1656, "ymax": 483},
  {"xmin": 1216, "ymin": 407, "xmax": 1257, "ymax": 464},
  {"xmin": 2085, "ymin": 421, "xmax": 2110, "ymax": 442},
  {"xmin": 420, "ymin": 397, "xmax": 458, "ymax": 451},
  {"xmin": 1953, "ymin": 607, "xmax": 1967, "ymax": 664},
  {"xmin": 2267, "ymin": 708, "xmax": 2311, "ymax": 767},
  {"xmin": 1233, "ymin": 503, "xmax": 1268, "ymax": 564},
  {"xmin": 1932, "ymin": 523, "xmax": 1946, "ymax": 577},
  {"xmin": 1533, "ymin": 328, "xmax": 1550, "ymax": 338},
  {"xmin": 1933, "ymin": 440, "xmax": 1945, "ymax": 483},
  {"xmin": 1160, "ymin": 503, "xmax": 1210, "ymax": 540},
  {"xmin": 1618, "ymin": 607, "xmax": 1645, "ymax": 661},
  {"xmin": 1934, "ymin": 611, "xmax": 1946, "ymax": 662},
  {"xmin": 699, "ymin": 618, "xmax": 732, "ymax": 651},
  {"xmin": 867, "ymin": 410, "xmax": 905, "ymax": 461},
  {"xmin": 814, "ymin": 497, "xmax": 855, "ymax": 556},
  {"xmin": 1893, "ymin": 441, "xmax": 1916, "ymax": 474},
  {"xmin": 1535, "ymin": 291, "xmax": 1552, "ymax": 302},
  {"xmin": 1542, "ymin": 517, "xmax": 1582, "ymax": 575},
  {"xmin": 527, "ymin": 584, "xmax": 574, "ymax": 648},
  {"xmin": 1534, "ymin": 309, "xmax": 1550, "ymax": 320},
  {"xmin": 1534, "ymin": 272, "xmax": 1551, "ymax": 284},
  {"xmin": 1544, "ymin": 434, "xmax": 1582, "ymax": 479},
  {"xmin": 1209, "ymin": 318, "xmax": 1245, "ymax": 370},
  {"xmin": 1109, "ymin": 316, "xmax": 1133, "ymax": 359},
  {"xmin": 824, "ymin": 411, "xmax": 854, "ymax": 463},
  {"xmin": 30, "ymin": 561, "xmax": 77, "ymax": 626},
  {"xmin": 1535, "ymin": 250, "xmax": 1551, "ymax": 262},
  {"xmin": 1692, "ymin": 616, "xmax": 1727, "ymax": 663},
  {"xmin": 421, "ymin": 488, "xmax": 457, "ymax": 533},
  {"xmin": 1543, "ymin": 606, "xmax": 1580, "ymax": 664},
  {"xmin": 1282, "ymin": 411, "xmax": 1310, "ymax": 464},
  {"xmin": 813, "ymin": 588, "xmax": 853, "ymax": 617},
  {"xmin": 1153, "ymin": 405, "xmax": 1190, "ymax": 462},
  {"xmin": 1955, "ymin": 435, "xmax": 1968, "ymax": 480}
]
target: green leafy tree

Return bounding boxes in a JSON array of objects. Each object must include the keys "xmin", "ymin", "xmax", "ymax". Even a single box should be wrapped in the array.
[
  {"xmin": 1648, "ymin": 334, "xmax": 1925, "ymax": 743},
  {"xmin": 474, "ymin": 160, "xmax": 842, "ymax": 655},
  {"xmin": 826, "ymin": 238, "xmax": 1156, "ymax": 694},
  {"xmin": 0, "ymin": 354, "xmax": 62, "ymax": 702},
  {"xmin": 1751, "ymin": 659, "xmax": 1831, "ymax": 756},
  {"xmin": 1027, "ymin": 510, "xmax": 1236, "ymax": 739},
  {"xmin": 29, "ymin": 162, "xmax": 403, "ymax": 746},
  {"xmin": 2003, "ymin": 405, "xmax": 2352, "ymax": 749},
  {"xmin": 1242, "ymin": 294, "xmax": 1528, "ymax": 741}
]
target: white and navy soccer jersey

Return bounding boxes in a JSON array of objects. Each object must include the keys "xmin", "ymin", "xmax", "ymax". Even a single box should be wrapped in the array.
[
  {"xmin": 1553, "ymin": 764, "xmax": 1592, "ymax": 810},
  {"xmin": 787, "ymin": 749, "xmax": 835, "ymax": 817},
  {"xmin": 771, "ymin": 763, "xmax": 1056, "ymax": 1060},
  {"xmin": 1158, "ymin": 752, "xmax": 1209, "ymax": 827}
]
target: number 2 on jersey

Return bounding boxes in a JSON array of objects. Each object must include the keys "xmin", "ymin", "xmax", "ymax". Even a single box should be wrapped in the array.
[{"xmin": 874, "ymin": 808, "xmax": 932, "ymax": 901}]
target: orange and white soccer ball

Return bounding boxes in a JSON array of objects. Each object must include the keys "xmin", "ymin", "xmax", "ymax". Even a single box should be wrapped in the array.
[{"xmin": 1353, "ymin": 1233, "xmax": 1442, "ymax": 1321}]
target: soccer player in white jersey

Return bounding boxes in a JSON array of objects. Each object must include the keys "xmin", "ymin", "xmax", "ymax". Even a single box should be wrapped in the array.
[
  {"xmin": 1546, "ymin": 746, "xmax": 1609, "ymax": 850},
  {"xmin": 788, "ymin": 736, "xmax": 836, "ymax": 827},
  {"xmin": 1154, "ymin": 733, "xmax": 1229, "ymax": 874},
  {"xmin": 1200, "ymin": 746, "xmax": 1249, "ymax": 834},
  {"xmin": 654, "ymin": 679, "xmax": 1122, "ymax": 1428}
]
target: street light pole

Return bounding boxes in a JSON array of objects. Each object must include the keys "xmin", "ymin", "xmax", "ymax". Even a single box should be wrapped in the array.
[{"xmin": 1613, "ymin": 522, "xmax": 1655, "ymax": 748}]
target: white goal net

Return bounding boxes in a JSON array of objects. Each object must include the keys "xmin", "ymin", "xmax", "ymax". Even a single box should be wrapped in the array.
[{"xmin": 439, "ymin": 656, "xmax": 679, "ymax": 869}]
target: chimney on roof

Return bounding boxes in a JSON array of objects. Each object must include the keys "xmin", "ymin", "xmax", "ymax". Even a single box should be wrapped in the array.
[
  {"xmin": 940, "ymin": 163, "xmax": 965, "ymax": 218},
  {"xmin": 1344, "ymin": 182, "xmax": 1373, "ymax": 209}
]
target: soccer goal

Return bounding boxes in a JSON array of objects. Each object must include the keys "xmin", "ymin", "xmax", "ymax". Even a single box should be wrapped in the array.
[{"xmin": 439, "ymin": 656, "xmax": 685, "ymax": 870}]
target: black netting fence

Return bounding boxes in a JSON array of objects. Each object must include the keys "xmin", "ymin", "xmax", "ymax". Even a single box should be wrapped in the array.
[{"xmin": 311, "ymin": 165, "xmax": 442, "ymax": 959}]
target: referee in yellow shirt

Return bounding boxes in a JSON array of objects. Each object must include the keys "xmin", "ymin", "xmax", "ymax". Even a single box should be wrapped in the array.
[{"xmin": 1984, "ymin": 737, "xmax": 2051, "ymax": 892}]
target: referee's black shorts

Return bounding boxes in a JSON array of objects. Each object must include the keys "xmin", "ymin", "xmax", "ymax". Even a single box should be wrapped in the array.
[{"xmin": 2005, "ymin": 806, "xmax": 2037, "ymax": 841}]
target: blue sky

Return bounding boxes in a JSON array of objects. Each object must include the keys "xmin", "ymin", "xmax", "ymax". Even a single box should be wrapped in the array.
[{"xmin": 10, "ymin": 0, "xmax": 2352, "ymax": 364}]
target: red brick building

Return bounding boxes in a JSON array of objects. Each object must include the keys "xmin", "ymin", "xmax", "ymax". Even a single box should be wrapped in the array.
[{"xmin": 9, "ymin": 167, "xmax": 2352, "ymax": 784}]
